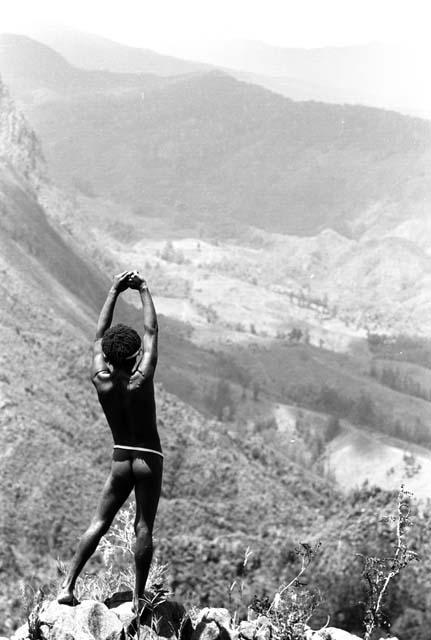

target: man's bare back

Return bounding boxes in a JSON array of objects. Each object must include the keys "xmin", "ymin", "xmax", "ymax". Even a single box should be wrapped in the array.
[
  {"xmin": 94, "ymin": 370, "xmax": 161, "ymax": 450},
  {"xmin": 58, "ymin": 271, "xmax": 162, "ymax": 611}
]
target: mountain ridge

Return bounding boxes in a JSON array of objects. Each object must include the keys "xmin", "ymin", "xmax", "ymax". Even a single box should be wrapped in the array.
[
  {"xmin": 151, "ymin": 38, "xmax": 431, "ymax": 118},
  {"xmin": 23, "ymin": 28, "xmax": 431, "ymax": 117},
  {"xmin": 13, "ymin": 27, "xmax": 210, "ymax": 76},
  {"xmin": 2, "ymin": 36, "xmax": 430, "ymax": 239}
]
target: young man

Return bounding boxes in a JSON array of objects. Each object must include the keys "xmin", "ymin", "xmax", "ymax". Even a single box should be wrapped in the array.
[{"xmin": 58, "ymin": 271, "xmax": 162, "ymax": 610}]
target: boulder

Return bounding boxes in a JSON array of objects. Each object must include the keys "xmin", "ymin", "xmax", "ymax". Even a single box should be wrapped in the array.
[
  {"xmin": 106, "ymin": 591, "xmax": 192, "ymax": 640},
  {"xmin": 11, "ymin": 601, "xmax": 123, "ymax": 640},
  {"xmin": 11, "ymin": 624, "xmax": 29, "ymax": 640},
  {"xmin": 141, "ymin": 599, "xmax": 192, "ymax": 640},
  {"xmin": 307, "ymin": 628, "xmax": 362, "ymax": 640},
  {"xmin": 111, "ymin": 599, "xmax": 192, "ymax": 640},
  {"xmin": 194, "ymin": 610, "xmax": 232, "ymax": 630},
  {"xmin": 38, "ymin": 600, "xmax": 124, "ymax": 640},
  {"xmin": 238, "ymin": 621, "xmax": 255, "ymax": 640},
  {"xmin": 254, "ymin": 616, "xmax": 271, "ymax": 640},
  {"xmin": 193, "ymin": 608, "xmax": 232, "ymax": 640},
  {"xmin": 192, "ymin": 620, "xmax": 221, "ymax": 640},
  {"xmin": 109, "ymin": 601, "xmax": 136, "ymax": 629},
  {"xmin": 10, "ymin": 596, "xmax": 389, "ymax": 640},
  {"xmin": 12, "ymin": 594, "xmax": 194, "ymax": 640},
  {"xmin": 237, "ymin": 616, "xmax": 271, "ymax": 640}
]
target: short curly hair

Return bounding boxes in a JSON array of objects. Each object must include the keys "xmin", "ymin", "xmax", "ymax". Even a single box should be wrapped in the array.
[{"xmin": 101, "ymin": 323, "xmax": 141, "ymax": 366}]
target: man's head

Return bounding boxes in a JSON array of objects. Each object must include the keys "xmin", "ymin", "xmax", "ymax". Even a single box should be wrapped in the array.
[{"xmin": 102, "ymin": 323, "xmax": 141, "ymax": 368}]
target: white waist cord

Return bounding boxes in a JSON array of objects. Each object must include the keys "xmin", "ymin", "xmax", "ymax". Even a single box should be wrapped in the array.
[{"xmin": 113, "ymin": 445, "xmax": 164, "ymax": 458}]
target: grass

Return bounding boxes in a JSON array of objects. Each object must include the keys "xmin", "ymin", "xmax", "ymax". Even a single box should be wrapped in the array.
[
  {"xmin": 72, "ymin": 503, "xmax": 170, "ymax": 604},
  {"xmin": 19, "ymin": 484, "xmax": 423, "ymax": 640}
]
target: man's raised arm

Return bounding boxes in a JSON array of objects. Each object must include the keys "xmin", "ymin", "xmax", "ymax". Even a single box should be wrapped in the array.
[
  {"xmin": 92, "ymin": 271, "xmax": 131, "ymax": 378},
  {"xmin": 129, "ymin": 272, "xmax": 158, "ymax": 379}
]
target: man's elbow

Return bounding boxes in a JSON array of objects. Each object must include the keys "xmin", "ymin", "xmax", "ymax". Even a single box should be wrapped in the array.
[{"xmin": 144, "ymin": 323, "xmax": 158, "ymax": 336}]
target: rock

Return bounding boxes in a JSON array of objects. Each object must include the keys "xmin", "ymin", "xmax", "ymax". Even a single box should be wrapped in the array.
[
  {"xmin": 254, "ymin": 617, "xmax": 271, "ymax": 640},
  {"xmin": 238, "ymin": 621, "xmax": 255, "ymax": 640},
  {"xmin": 104, "ymin": 591, "xmax": 136, "ymax": 629},
  {"xmin": 237, "ymin": 616, "xmax": 271, "ymax": 640},
  {"xmin": 141, "ymin": 599, "xmax": 192, "ymax": 640},
  {"xmin": 193, "ymin": 621, "xmax": 221, "ymax": 640},
  {"xmin": 195, "ymin": 610, "xmax": 232, "ymax": 630},
  {"xmin": 14, "ymin": 594, "xmax": 192, "ymax": 640},
  {"xmin": 109, "ymin": 601, "xmax": 136, "ymax": 628},
  {"xmin": 37, "ymin": 600, "xmax": 124, "ymax": 640},
  {"xmin": 9, "ymin": 598, "xmax": 370, "ymax": 640},
  {"xmin": 193, "ymin": 608, "xmax": 232, "ymax": 640},
  {"xmin": 308, "ymin": 628, "xmax": 362, "ymax": 640},
  {"xmin": 106, "ymin": 591, "xmax": 192, "ymax": 640},
  {"xmin": 11, "ymin": 624, "xmax": 29, "ymax": 640}
]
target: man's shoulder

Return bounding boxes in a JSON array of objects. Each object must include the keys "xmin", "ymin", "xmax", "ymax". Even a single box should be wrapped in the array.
[
  {"xmin": 92, "ymin": 370, "xmax": 112, "ymax": 388},
  {"xmin": 129, "ymin": 370, "xmax": 155, "ymax": 389}
]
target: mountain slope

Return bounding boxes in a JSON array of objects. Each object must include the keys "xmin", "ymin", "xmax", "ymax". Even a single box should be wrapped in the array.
[
  {"xmin": 2, "ymin": 36, "xmax": 431, "ymax": 238},
  {"xmin": 0, "ymin": 33, "xmax": 176, "ymax": 100},
  {"xmin": 0, "ymin": 79, "xmax": 110, "ymax": 322},
  {"xmin": 23, "ymin": 26, "xmax": 209, "ymax": 76},
  {"xmin": 157, "ymin": 39, "xmax": 431, "ymax": 118},
  {"xmin": 27, "ymin": 29, "xmax": 431, "ymax": 118}
]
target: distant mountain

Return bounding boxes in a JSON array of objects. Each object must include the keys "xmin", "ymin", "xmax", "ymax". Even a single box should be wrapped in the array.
[
  {"xmin": 160, "ymin": 39, "xmax": 402, "ymax": 88},
  {"xmin": 0, "ymin": 33, "xmax": 175, "ymax": 99},
  {"xmin": 25, "ymin": 26, "xmax": 209, "ymax": 76},
  {"xmin": 232, "ymin": 69, "xmax": 365, "ymax": 107},
  {"xmin": 2, "ymin": 36, "xmax": 430, "ymax": 238},
  {"xmin": 158, "ymin": 39, "xmax": 431, "ymax": 119},
  {"xmin": 24, "ymin": 28, "xmax": 431, "ymax": 118}
]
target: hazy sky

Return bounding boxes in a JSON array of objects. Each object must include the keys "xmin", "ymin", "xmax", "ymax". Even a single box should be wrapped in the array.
[{"xmin": 1, "ymin": 0, "xmax": 429, "ymax": 50}]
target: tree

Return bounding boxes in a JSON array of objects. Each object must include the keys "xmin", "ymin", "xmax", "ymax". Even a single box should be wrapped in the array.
[
  {"xmin": 326, "ymin": 415, "xmax": 342, "ymax": 441},
  {"xmin": 253, "ymin": 381, "xmax": 261, "ymax": 401},
  {"xmin": 353, "ymin": 391, "xmax": 376, "ymax": 427},
  {"xmin": 288, "ymin": 328, "xmax": 302, "ymax": 344},
  {"xmin": 206, "ymin": 379, "xmax": 236, "ymax": 421}
]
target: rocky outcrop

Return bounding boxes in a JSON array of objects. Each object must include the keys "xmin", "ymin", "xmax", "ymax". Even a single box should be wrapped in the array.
[
  {"xmin": 11, "ymin": 601, "xmax": 398, "ymax": 640},
  {"xmin": 12, "ymin": 601, "xmax": 122, "ymax": 640},
  {"xmin": 0, "ymin": 76, "xmax": 45, "ymax": 188},
  {"xmin": 12, "ymin": 594, "xmax": 192, "ymax": 640}
]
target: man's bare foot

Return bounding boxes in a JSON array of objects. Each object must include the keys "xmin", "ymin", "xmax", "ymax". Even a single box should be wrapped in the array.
[{"xmin": 57, "ymin": 587, "xmax": 79, "ymax": 606}]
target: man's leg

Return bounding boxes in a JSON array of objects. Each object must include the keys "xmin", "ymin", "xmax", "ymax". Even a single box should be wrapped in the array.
[
  {"xmin": 58, "ymin": 459, "xmax": 134, "ymax": 604},
  {"xmin": 132, "ymin": 455, "xmax": 163, "ymax": 611}
]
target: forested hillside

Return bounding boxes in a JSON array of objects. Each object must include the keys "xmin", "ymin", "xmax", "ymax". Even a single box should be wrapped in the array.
[{"xmin": 2, "ymin": 34, "xmax": 431, "ymax": 238}]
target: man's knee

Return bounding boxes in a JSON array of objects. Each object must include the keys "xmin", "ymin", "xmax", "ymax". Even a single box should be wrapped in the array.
[
  {"xmin": 89, "ymin": 518, "xmax": 110, "ymax": 538},
  {"xmin": 134, "ymin": 520, "xmax": 152, "ymax": 544}
]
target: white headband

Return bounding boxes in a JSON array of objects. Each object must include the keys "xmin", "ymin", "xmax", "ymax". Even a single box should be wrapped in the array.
[
  {"xmin": 124, "ymin": 348, "xmax": 141, "ymax": 360},
  {"xmin": 102, "ymin": 348, "xmax": 141, "ymax": 361}
]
